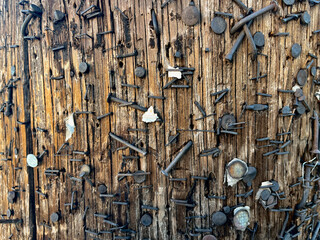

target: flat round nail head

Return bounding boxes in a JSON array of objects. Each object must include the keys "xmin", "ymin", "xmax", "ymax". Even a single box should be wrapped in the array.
[
  {"xmin": 297, "ymin": 69, "xmax": 308, "ymax": 86},
  {"xmin": 221, "ymin": 114, "xmax": 236, "ymax": 130},
  {"xmin": 140, "ymin": 213, "xmax": 153, "ymax": 226},
  {"xmin": 211, "ymin": 17, "xmax": 227, "ymax": 35},
  {"xmin": 227, "ymin": 160, "xmax": 248, "ymax": 179},
  {"xmin": 6, "ymin": 209, "xmax": 13, "ymax": 218},
  {"xmin": 300, "ymin": 11, "xmax": 311, "ymax": 25},
  {"xmin": 135, "ymin": 67, "xmax": 146, "ymax": 78},
  {"xmin": 212, "ymin": 211, "xmax": 227, "ymax": 226},
  {"xmin": 253, "ymin": 31, "xmax": 265, "ymax": 48},
  {"xmin": 182, "ymin": 2, "xmax": 200, "ymax": 26},
  {"xmin": 31, "ymin": 4, "xmax": 42, "ymax": 14},
  {"xmin": 266, "ymin": 195, "xmax": 277, "ymax": 206},
  {"xmin": 223, "ymin": 206, "xmax": 231, "ymax": 214},
  {"xmin": 133, "ymin": 170, "xmax": 147, "ymax": 184},
  {"xmin": 291, "ymin": 43, "xmax": 301, "ymax": 58},
  {"xmin": 98, "ymin": 184, "xmax": 108, "ymax": 194},
  {"xmin": 27, "ymin": 154, "xmax": 38, "ymax": 168},
  {"xmin": 54, "ymin": 10, "xmax": 66, "ymax": 22},
  {"xmin": 50, "ymin": 212, "xmax": 60, "ymax": 222},
  {"xmin": 202, "ymin": 235, "xmax": 218, "ymax": 240},
  {"xmin": 282, "ymin": 106, "xmax": 291, "ymax": 114},
  {"xmin": 311, "ymin": 66, "xmax": 317, "ymax": 77},
  {"xmin": 296, "ymin": 102, "xmax": 306, "ymax": 115},
  {"xmin": 260, "ymin": 189, "xmax": 271, "ymax": 201},
  {"xmin": 174, "ymin": 51, "xmax": 182, "ymax": 58},
  {"xmin": 294, "ymin": 88, "xmax": 303, "ymax": 98},
  {"xmin": 8, "ymin": 191, "xmax": 15, "ymax": 202},
  {"xmin": 242, "ymin": 167, "xmax": 257, "ymax": 185},
  {"xmin": 79, "ymin": 62, "xmax": 89, "ymax": 74},
  {"xmin": 283, "ymin": 0, "xmax": 295, "ymax": 5},
  {"xmin": 11, "ymin": 66, "xmax": 16, "ymax": 76}
]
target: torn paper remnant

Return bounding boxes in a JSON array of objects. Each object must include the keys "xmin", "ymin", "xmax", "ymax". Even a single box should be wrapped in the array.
[
  {"xmin": 142, "ymin": 106, "xmax": 158, "ymax": 123},
  {"xmin": 65, "ymin": 113, "xmax": 75, "ymax": 141}
]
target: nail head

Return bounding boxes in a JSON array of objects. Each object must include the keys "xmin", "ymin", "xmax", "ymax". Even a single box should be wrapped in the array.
[
  {"xmin": 135, "ymin": 67, "xmax": 146, "ymax": 78},
  {"xmin": 79, "ymin": 62, "xmax": 89, "ymax": 74},
  {"xmin": 27, "ymin": 154, "xmax": 38, "ymax": 168},
  {"xmin": 212, "ymin": 211, "xmax": 227, "ymax": 226},
  {"xmin": 297, "ymin": 69, "xmax": 308, "ymax": 86},
  {"xmin": 253, "ymin": 31, "xmax": 265, "ymax": 48},
  {"xmin": 211, "ymin": 17, "xmax": 227, "ymax": 35},
  {"xmin": 140, "ymin": 213, "xmax": 153, "ymax": 226},
  {"xmin": 291, "ymin": 43, "xmax": 301, "ymax": 58},
  {"xmin": 50, "ymin": 212, "xmax": 60, "ymax": 222},
  {"xmin": 182, "ymin": 2, "xmax": 200, "ymax": 26}
]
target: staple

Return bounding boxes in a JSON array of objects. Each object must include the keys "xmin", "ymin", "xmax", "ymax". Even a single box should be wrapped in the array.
[
  {"xmin": 308, "ymin": 53, "xmax": 318, "ymax": 59},
  {"xmin": 97, "ymin": 112, "xmax": 113, "ymax": 120},
  {"xmin": 45, "ymin": 169, "xmax": 60, "ymax": 173},
  {"xmin": 112, "ymin": 201, "xmax": 129, "ymax": 206},
  {"xmin": 185, "ymin": 215, "xmax": 207, "ymax": 220},
  {"xmin": 121, "ymin": 83, "xmax": 140, "ymax": 89},
  {"xmin": 107, "ymin": 93, "xmax": 147, "ymax": 112},
  {"xmin": 80, "ymin": 5, "xmax": 99, "ymax": 16},
  {"xmin": 51, "ymin": 45, "xmax": 65, "ymax": 51},
  {"xmin": 263, "ymin": 149, "xmax": 280, "ymax": 156},
  {"xmin": 17, "ymin": 120, "xmax": 30, "ymax": 125},
  {"xmin": 116, "ymin": 50, "xmax": 138, "ymax": 59},
  {"xmin": 141, "ymin": 205, "xmax": 159, "ymax": 211},
  {"xmin": 85, "ymin": 229, "xmax": 99, "ymax": 236},
  {"xmin": 307, "ymin": 59, "xmax": 315, "ymax": 69},
  {"xmin": 40, "ymin": 222, "xmax": 52, "ymax": 229},
  {"xmin": 148, "ymin": 95, "xmax": 166, "ymax": 100},
  {"xmin": 75, "ymin": 33, "xmax": 93, "ymax": 39},
  {"xmin": 24, "ymin": 36, "xmax": 40, "ymax": 40},
  {"xmin": 35, "ymin": 190, "xmax": 46, "ymax": 197},
  {"xmin": 211, "ymin": 88, "xmax": 229, "ymax": 96},
  {"xmin": 271, "ymin": 32, "xmax": 290, "ymax": 36},
  {"xmin": 256, "ymin": 92, "xmax": 272, "ymax": 97},
  {"xmin": 214, "ymin": 91, "xmax": 228, "ymax": 104},
  {"xmin": 256, "ymin": 137, "xmax": 270, "ymax": 141},
  {"xmin": 177, "ymin": 129, "xmax": 215, "ymax": 133},
  {"xmin": 220, "ymin": 130, "xmax": 238, "ymax": 135},
  {"xmin": 207, "ymin": 195, "xmax": 227, "ymax": 200},
  {"xmin": 195, "ymin": 113, "xmax": 216, "ymax": 121},
  {"xmin": 194, "ymin": 101, "xmax": 206, "ymax": 116},
  {"xmin": 86, "ymin": 11, "xmax": 103, "ymax": 19},
  {"xmin": 171, "ymin": 85, "xmax": 190, "ymax": 88},
  {"xmin": 127, "ymin": 128, "xmax": 148, "ymax": 132},
  {"xmin": 44, "ymin": 172, "xmax": 57, "ymax": 176},
  {"xmin": 94, "ymin": 213, "xmax": 110, "ymax": 219},
  {"xmin": 169, "ymin": 178, "xmax": 187, "ymax": 181},
  {"xmin": 280, "ymin": 140, "xmax": 291, "ymax": 149},
  {"xmin": 214, "ymin": 11, "xmax": 234, "ymax": 18},
  {"xmin": 36, "ymin": 127, "xmax": 48, "ymax": 132},
  {"xmin": 277, "ymin": 89, "xmax": 294, "ymax": 93},
  {"xmin": 100, "ymin": 193, "xmax": 117, "ymax": 198},
  {"xmin": 163, "ymin": 78, "xmax": 178, "ymax": 89}
]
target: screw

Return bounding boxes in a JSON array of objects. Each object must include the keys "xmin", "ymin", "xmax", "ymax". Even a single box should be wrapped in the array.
[
  {"xmin": 231, "ymin": 3, "xmax": 277, "ymax": 34},
  {"xmin": 161, "ymin": 140, "xmax": 193, "ymax": 177},
  {"xmin": 109, "ymin": 132, "xmax": 147, "ymax": 156},
  {"xmin": 116, "ymin": 49, "xmax": 138, "ymax": 59}
]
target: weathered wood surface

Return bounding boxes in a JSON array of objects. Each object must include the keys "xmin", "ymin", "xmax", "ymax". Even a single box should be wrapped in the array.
[{"xmin": 0, "ymin": 0, "xmax": 319, "ymax": 239}]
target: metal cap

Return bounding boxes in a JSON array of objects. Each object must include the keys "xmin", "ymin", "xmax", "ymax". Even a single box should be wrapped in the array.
[
  {"xmin": 135, "ymin": 67, "xmax": 146, "ymax": 78},
  {"xmin": 297, "ymin": 69, "xmax": 308, "ymax": 86},
  {"xmin": 300, "ymin": 11, "xmax": 311, "ymax": 25},
  {"xmin": 260, "ymin": 189, "xmax": 271, "ymax": 201},
  {"xmin": 283, "ymin": 0, "xmax": 295, "ymax": 5},
  {"xmin": 79, "ymin": 164, "xmax": 91, "ymax": 177},
  {"xmin": 202, "ymin": 235, "xmax": 217, "ymax": 240},
  {"xmin": 79, "ymin": 62, "xmax": 89, "ymax": 74},
  {"xmin": 291, "ymin": 43, "xmax": 301, "ymax": 58},
  {"xmin": 212, "ymin": 211, "xmax": 227, "ymax": 226},
  {"xmin": 140, "ymin": 213, "xmax": 153, "ymax": 226},
  {"xmin": 98, "ymin": 184, "xmax": 108, "ymax": 194},
  {"xmin": 253, "ymin": 31, "xmax": 265, "ymax": 48},
  {"xmin": 242, "ymin": 167, "xmax": 257, "ymax": 186},
  {"xmin": 54, "ymin": 10, "xmax": 65, "ymax": 22},
  {"xmin": 227, "ymin": 159, "xmax": 248, "ymax": 179},
  {"xmin": 50, "ymin": 212, "xmax": 60, "ymax": 222},
  {"xmin": 233, "ymin": 209, "xmax": 250, "ymax": 231},
  {"xmin": 211, "ymin": 17, "xmax": 227, "ymax": 35},
  {"xmin": 133, "ymin": 170, "xmax": 147, "ymax": 184},
  {"xmin": 182, "ymin": 1, "xmax": 200, "ymax": 26},
  {"xmin": 27, "ymin": 154, "xmax": 38, "ymax": 168},
  {"xmin": 221, "ymin": 114, "xmax": 236, "ymax": 130}
]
